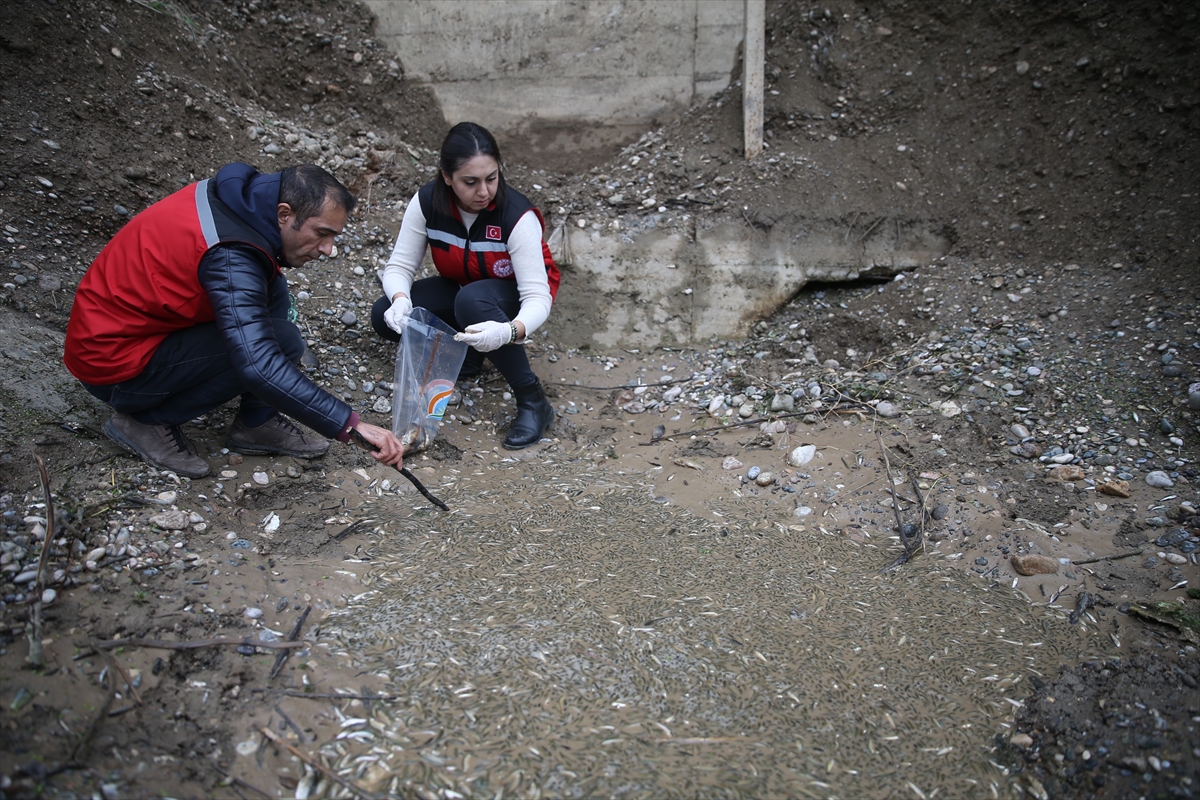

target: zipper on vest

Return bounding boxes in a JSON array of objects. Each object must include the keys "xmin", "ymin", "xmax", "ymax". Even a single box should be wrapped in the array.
[
  {"xmin": 461, "ymin": 217, "xmax": 473, "ymax": 281},
  {"xmin": 465, "ymin": 217, "xmax": 486, "ymax": 281}
]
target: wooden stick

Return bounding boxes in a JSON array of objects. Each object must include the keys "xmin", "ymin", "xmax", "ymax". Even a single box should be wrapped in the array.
[
  {"xmin": 254, "ymin": 690, "xmax": 404, "ymax": 701},
  {"xmin": 349, "ymin": 429, "xmax": 449, "ymax": 511},
  {"xmin": 209, "ymin": 765, "xmax": 273, "ymax": 800},
  {"xmin": 269, "ymin": 605, "xmax": 311, "ymax": 681},
  {"xmin": 259, "ymin": 726, "xmax": 378, "ymax": 800},
  {"xmin": 85, "ymin": 637, "xmax": 305, "ymax": 652},
  {"xmin": 1072, "ymin": 548, "xmax": 1144, "ymax": 566},
  {"xmin": 94, "ymin": 641, "xmax": 143, "ymax": 705}
]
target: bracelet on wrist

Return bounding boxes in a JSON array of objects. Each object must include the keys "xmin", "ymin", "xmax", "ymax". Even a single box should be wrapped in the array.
[{"xmin": 509, "ymin": 321, "xmax": 519, "ymax": 343}]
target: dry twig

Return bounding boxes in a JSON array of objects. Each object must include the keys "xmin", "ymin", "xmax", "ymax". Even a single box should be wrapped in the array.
[
  {"xmin": 269, "ymin": 605, "xmax": 311, "ymax": 681},
  {"xmin": 259, "ymin": 726, "xmax": 378, "ymax": 800},
  {"xmin": 83, "ymin": 637, "xmax": 305, "ymax": 652}
]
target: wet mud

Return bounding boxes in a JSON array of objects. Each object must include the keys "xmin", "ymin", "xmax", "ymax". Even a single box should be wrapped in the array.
[{"xmin": 231, "ymin": 394, "xmax": 1127, "ymax": 799}]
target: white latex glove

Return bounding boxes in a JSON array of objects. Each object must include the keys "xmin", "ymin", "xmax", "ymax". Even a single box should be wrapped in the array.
[
  {"xmin": 454, "ymin": 320, "xmax": 514, "ymax": 352},
  {"xmin": 383, "ymin": 294, "xmax": 413, "ymax": 335}
]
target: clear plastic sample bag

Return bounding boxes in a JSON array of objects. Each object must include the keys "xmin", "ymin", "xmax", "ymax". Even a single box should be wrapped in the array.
[{"xmin": 390, "ymin": 307, "xmax": 468, "ymax": 452}]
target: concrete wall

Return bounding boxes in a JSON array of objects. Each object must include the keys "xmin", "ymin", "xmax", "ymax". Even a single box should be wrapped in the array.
[
  {"xmin": 365, "ymin": 0, "xmax": 743, "ymax": 142},
  {"xmin": 546, "ymin": 218, "xmax": 951, "ymax": 349}
]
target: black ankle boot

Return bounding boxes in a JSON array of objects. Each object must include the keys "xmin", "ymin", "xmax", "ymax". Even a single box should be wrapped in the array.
[{"xmin": 503, "ymin": 380, "xmax": 554, "ymax": 450}]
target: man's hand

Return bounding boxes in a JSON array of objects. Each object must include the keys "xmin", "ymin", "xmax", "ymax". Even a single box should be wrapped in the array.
[
  {"xmin": 354, "ymin": 422, "xmax": 405, "ymax": 467},
  {"xmin": 383, "ymin": 294, "xmax": 413, "ymax": 335},
  {"xmin": 454, "ymin": 320, "xmax": 514, "ymax": 352}
]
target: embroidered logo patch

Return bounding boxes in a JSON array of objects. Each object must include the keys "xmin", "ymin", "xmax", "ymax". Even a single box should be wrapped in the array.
[
  {"xmin": 492, "ymin": 258, "xmax": 514, "ymax": 277},
  {"xmin": 485, "ymin": 225, "xmax": 502, "ymax": 241}
]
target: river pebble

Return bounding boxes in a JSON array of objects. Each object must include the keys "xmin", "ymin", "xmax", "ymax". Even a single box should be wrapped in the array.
[
  {"xmin": 787, "ymin": 445, "xmax": 816, "ymax": 467},
  {"xmin": 1144, "ymin": 471, "xmax": 1174, "ymax": 489},
  {"xmin": 149, "ymin": 510, "xmax": 189, "ymax": 530},
  {"xmin": 875, "ymin": 401, "xmax": 900, "ymax": 418}
]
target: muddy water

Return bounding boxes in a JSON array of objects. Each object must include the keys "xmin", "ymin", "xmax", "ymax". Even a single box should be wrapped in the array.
[{"xmin": 317, "ymin": 445, "xmax": 1115, "ymax": 799}]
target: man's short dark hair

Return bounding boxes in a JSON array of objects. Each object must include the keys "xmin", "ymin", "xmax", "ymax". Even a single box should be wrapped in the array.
[{"xmin": 279, "ymin": 165, "xmax": 356, "ymax": 228}]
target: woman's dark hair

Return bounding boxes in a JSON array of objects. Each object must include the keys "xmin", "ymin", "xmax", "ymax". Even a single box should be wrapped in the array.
[
  {"xmin": 279, "ymin": 164, "xmax": 356, "ymax": 228},
  {"xmin": 433, "ymin": 122, "xmax": 507, "ymax": 215}
]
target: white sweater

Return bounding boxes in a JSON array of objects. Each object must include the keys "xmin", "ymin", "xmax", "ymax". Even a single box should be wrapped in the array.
[{"xmin": 380, "ymin": 190, "xmax": 553, "ymax": 336}]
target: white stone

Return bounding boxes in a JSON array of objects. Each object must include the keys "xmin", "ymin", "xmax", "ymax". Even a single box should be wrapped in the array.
[
  {"xmin": 149, "ymin": 510, "xmax": 190, "ymax": 530},
  {"xmin": 1145, "ymin": 471, "xmax": 1174, "ymax": 489},
  {"xmin": 252, "ymin": 472, "xmax": 270, "ymax": 486},
  {"xmin": 875, "ymin": 401, "xmax": 900, "ymax": 418},
  {"xmin": 787, "ymin": 445, "xmax": 816, "ymax": 467}
]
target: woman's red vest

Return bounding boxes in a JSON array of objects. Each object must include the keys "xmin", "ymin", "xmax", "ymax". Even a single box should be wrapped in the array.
[{"xmin": 417, "ymin": 181, "xmax": 560, "ymax": 299}]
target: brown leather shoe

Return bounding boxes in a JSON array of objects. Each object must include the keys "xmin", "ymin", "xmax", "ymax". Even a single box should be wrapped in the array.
[
  {"xmin": 103, "ymin": 413, "xmax": 210, "ymax": 477},
  {"xmin": 225, "ymin": 414, "xmax": 329, "ymax": 458}
]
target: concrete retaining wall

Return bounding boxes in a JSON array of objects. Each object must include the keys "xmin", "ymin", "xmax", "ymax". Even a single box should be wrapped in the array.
[
  {"xmin": 365, "ymin": 0, "xmax": 743, "ymax": 142},
  {"xmin": 546, "ymin": 218, "xmax": 950, "ymax": 349}
]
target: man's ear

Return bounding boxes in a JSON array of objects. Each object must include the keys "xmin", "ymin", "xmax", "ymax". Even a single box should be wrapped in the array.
[{"xmin": 277, "ymin": 202, "xmax": 294, "ymax": 230}]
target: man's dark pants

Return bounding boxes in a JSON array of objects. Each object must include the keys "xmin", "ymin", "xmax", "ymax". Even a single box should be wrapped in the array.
[{"xmin": 83, "ymin": 282, "xmax": 302, "ymax": 427}]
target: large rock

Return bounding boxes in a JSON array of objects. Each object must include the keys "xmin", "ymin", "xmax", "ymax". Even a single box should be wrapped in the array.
[
  {"xmin": 149, "ymin": 510, "xmax": 190, "ymax": 530},
  {"xmin": 1097, "ymin": 479, "xmax": 1131, "ymax": 498},
  {"xmin": 1047, "ymin": 465, "xmax": 1084, "ymax": 482},
  {"xmin": 1011, "ymin": 554, "xmax": 1059, "ymax": 576}
]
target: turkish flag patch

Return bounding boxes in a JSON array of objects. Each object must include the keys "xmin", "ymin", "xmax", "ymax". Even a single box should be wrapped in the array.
[{"xmin": 485, "ymin": 225, "xmax": 502, "ymax": 241}]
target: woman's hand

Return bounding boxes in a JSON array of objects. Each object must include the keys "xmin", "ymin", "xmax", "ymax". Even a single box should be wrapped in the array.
[
  {"xmin": 383, "ymin": 294, "xmax": 413, "ymax": 334},
  {"xmin": 454, "ymin": 320, "xmax": 515, "ymax": 352},
  {"xmin": 354, "ymin": 422, "xmax": 405, "ymax": 467}
]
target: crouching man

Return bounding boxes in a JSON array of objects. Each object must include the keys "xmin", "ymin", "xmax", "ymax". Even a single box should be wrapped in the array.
[{"xmin": 63, "ymin": 162, "xmax": 404, "ymax": 477}]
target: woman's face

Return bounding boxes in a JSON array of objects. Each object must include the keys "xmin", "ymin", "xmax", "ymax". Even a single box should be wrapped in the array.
[{"xmin": 443, "ymin": 154, "xmax": 499, "ymax": 213}]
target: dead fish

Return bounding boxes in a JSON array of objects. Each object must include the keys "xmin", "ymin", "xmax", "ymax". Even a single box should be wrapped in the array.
[{"xmin": 1069, "ymin": 592, "xmax": 1093, "ymax": 625}]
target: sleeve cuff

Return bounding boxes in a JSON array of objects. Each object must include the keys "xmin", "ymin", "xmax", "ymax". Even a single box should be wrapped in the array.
[{"xmin": 336, "ymin": 411, "xmax": 361, "ymax": 443}]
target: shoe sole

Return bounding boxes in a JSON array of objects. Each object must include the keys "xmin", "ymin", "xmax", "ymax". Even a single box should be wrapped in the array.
[
  {"xmin": 103, "ymin": 419, "xmax": 211, "ymax": 478},
  {"xmin": 224, "ymin": 438, "xmax": 330, "ymax": 459},
  {"xmin": 502, "ymin": 410, "xmax": 556, "ymax": 451}
]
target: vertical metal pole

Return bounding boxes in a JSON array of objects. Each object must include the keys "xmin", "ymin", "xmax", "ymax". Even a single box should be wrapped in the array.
[{"xmin": 743, "ymin": 0, "xmax": 765, "ymax": 160}]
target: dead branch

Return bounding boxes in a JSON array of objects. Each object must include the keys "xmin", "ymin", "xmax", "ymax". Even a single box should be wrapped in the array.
[
  {"xmin": 1072, "ymin": 548, "xmax": 1144, "ymax": 566},
  {"xmin": 255, "ymin": 689, "xmax": 404, "ymax": 701},
  {"xmin": 259, "ymin": 726, "xmax": 379, "ymax": 800},
  {"xmin": 83, "ymin": 637, "xmax": 306, "ymax": 652},
  {"xmin": 94, "ymin": 641, "xmax": 143, "ymax": 705},
  {"xmin": 71, "ymin": 663, "xmax": 117, "ymax": 765},
  {"xmin": 209, "ymin": 765, "xmax": 273, "ymax": 800},
  {"xmin": 269, "ymin": 605, "xmax": 311, "ymax": 681}
]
